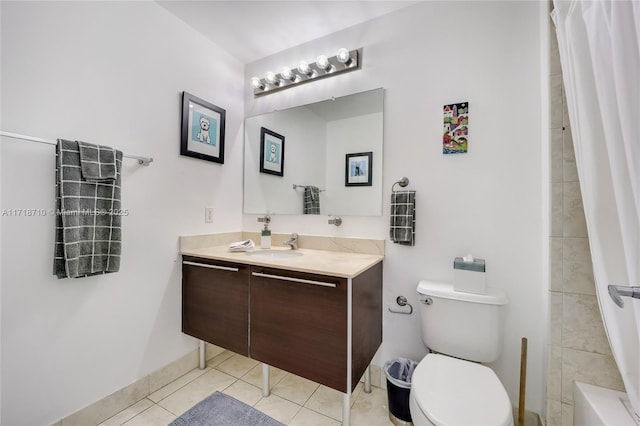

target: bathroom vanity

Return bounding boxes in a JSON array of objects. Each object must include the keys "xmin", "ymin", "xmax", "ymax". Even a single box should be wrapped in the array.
[{"xmin": 180, "ymin": 240, "xmax": 383, "ymax": 425}]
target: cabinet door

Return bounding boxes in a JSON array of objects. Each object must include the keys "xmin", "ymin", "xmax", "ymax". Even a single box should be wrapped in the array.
[
  {"xmin": 250, "ymin": 266, "xmax": 348, "ymax": 392},
  {"xmin": 182, "ymin": 256, "xmax": 249, "ymax": 356}
]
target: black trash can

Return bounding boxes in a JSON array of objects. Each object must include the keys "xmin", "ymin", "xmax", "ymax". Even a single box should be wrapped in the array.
[{"xmin": 384, "ymin": 358, "xmax": 418, "ymax": 426}]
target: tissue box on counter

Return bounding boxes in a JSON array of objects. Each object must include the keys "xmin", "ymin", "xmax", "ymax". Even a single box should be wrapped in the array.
[{"xmin": 453, "ymin": 256, "xmax": 486, "ymax": 294}]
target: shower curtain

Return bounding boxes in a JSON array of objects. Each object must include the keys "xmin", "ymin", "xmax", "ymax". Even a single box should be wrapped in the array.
[{"xmin": 552, "ymin": 0, "xmax": 640, "ymax": 419}]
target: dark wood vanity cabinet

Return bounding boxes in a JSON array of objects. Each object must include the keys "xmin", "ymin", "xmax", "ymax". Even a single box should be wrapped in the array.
[
  {"xmin": 181, "ymin": 255, "xmax": 383, "ymax": 394},
  {"xmin": 249, "ymin": 266, "xmax": 349, "ymax": 391},
  {"xmin": 182, "ymin": 256, "xmax": 250, "ymax": 356}
]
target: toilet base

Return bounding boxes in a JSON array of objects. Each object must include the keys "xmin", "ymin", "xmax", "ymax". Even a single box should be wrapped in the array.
[{"xmin": 389, "ymin": 413, "xmax": 413, "ymax": 426}]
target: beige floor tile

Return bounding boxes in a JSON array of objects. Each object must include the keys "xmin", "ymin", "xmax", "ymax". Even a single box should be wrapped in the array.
[
  {"xmin": 351, "ymin": 387, "xmax": 393, "ymax": 426},
  {"xmin": 215, "ymin": 353, "xmax": 260, "ymax": 378},
  {"xmin": 222, "ymin": 380, "xmax": 264, "ymax": 407},
  {"xmin": 148, "ymin": 367, "xmax": 211, "ymax": 403},
  {"xmin": 157, "ymin": 369, "xmax": 236, "ymax": 416},
  {"xmin": 271, "ymin": 373, "xmax": 319, "ymax": 406},
  {"xmin": 254, "ymin": 394, "xmax": 301, "ymax": 425},
  {"xmin": 241, "ymin": 363, "xmax": 287, "ymax": 389},
  {"xmin": 99, "ymin": 399, "xmax": 155, "ymax": 426},
  {"xmin": 289, "ymin": 407, "xmax": 341, "ymax": 426},
  {"xmin": 304, "ymin": 383, "xmax": 363, "ymax": 421},
  {"xmin": 206, "ymin": 349, "xmax": 235, "ymax": 368},
  {"xmin": 121, "ymin": 405, "xmax": 176, "ymax": 426},
  {"xmin": 206, "ymin": 343, "xmax": 226, "ymax": 360}
]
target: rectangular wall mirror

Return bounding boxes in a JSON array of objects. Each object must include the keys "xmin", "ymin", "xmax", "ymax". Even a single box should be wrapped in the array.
[{"xmin": 244, "ymin": 88, "xmax": 384, "ymax": 216}]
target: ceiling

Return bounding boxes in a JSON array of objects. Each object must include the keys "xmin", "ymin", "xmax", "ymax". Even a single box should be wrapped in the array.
[{"xmin": 156, "ymin": 1, "xmax": 418, "ymax": 64}]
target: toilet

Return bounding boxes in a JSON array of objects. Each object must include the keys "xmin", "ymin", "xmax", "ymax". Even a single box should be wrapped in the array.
[{"xmin": 409, "ymin": 280, "xmax": 513, "ymax": 426}]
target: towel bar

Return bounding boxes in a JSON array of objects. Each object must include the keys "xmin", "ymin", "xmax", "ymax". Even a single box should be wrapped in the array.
[
  {"xmin": 1, "ymin": 130, "xmax": 154, "ymax": 166},
  {"xmin": 292, "ymin": 184, "xmax": 325, "ymax": 192}
]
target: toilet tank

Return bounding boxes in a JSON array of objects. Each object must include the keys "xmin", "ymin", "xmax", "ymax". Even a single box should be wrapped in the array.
[{"xmin": 416, "ymin": 280, "xmax": 508, "ymax": 363}]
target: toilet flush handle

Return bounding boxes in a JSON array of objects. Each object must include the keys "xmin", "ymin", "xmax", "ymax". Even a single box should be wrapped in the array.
[{"xmin": 420, "ymin": 297, "xmax": 433, "ymax": 306}]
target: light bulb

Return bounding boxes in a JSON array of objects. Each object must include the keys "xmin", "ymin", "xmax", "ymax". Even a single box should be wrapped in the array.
[
  {"xmin": 297, "ymin": 60, "xmax": 312, "ymax": 77},
  {"xmin": 281, "ymin": 66, "xmax": 295, "ymax": 82},
  {"xmin": 251, "ymin": 76, "xmax": 264, "ymax": 90},
  {"xmin": 265, "ymin": 71, "xmax": 279, "ymax": 86},
  {"xmin": 316, "ymin": 55, "xmax": 330, "ymax": 71},
  {"xmin": 336, "ymin": 48, "xmax": 352, "ymax": 66}
]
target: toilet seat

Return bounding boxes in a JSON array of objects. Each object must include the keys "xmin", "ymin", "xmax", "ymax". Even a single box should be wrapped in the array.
[{"xmin": 410, "ymin": 353, "xmax": 512, "ymax": 426}]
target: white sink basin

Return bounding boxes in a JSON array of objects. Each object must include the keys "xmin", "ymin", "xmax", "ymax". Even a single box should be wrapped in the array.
[{"xmin": 246, "ymin": 250, "xmax": 303, "ymax": 259}]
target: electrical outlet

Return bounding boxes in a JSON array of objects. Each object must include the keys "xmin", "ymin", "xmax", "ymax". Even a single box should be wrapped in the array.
[{"xmin": 205, "ymin": 207, "xmax": 214, "ymax": 223}]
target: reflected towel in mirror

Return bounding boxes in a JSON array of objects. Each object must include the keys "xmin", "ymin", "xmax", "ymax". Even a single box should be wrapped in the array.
[{"xmin": 303, "ymin": 186, "xmax": 320, "ymax": 215}]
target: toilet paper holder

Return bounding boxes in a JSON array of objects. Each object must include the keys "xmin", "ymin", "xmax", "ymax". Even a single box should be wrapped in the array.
[{"xmin": 388, "ymin": 295, "xmax": 413, "ymax": 315}]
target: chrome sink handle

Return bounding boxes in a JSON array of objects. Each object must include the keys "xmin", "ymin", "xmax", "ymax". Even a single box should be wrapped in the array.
[
  {"xmin": 328, "ymin": 216, "xmax": 342, "ymax": 226},
  {"xmin": 608, "ymin": 285, "xmax": 640, "ymax": 308}
]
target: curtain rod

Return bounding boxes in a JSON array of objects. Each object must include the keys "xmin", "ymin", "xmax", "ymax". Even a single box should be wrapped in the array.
[{"xmin": 0, "ymin": 131, "xmax": 154, "ymax": 166}]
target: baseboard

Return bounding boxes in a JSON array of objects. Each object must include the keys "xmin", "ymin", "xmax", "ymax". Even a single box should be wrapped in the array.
[{"xmin": 53, "ymin": 347, "xmax": 203, "ymax": 426}]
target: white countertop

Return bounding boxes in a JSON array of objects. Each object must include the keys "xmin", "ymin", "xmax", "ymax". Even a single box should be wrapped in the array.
[{"xmin": 181, "ymin": 245, "xmax": 383, "ymax": 278}]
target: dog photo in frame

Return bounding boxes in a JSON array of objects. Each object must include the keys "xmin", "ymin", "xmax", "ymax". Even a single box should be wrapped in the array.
[{"xmin": 181, "ymin": 91, "xmax": 226, "ymax": 164}]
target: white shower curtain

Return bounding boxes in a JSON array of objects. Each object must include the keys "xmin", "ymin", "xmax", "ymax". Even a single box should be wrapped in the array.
[{"xmin": 552, "ymin": 0, "xmax": 640, "ymax": 419}]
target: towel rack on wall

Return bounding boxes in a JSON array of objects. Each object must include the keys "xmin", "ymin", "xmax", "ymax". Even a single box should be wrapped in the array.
[
  {"xmin": 292, "ymin": 184, "xmax": 325, "ymax": 192},
  {"xmin": 391, "ymin": 177, "xmax": 409, "ymax": 192},
  {"xmin": 0, "ymin": 131, "xmax": 154, "ymax": 166}
]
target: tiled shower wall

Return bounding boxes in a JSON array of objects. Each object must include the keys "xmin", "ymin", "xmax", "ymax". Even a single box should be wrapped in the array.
[{"xmin": 546, "ymin": 14, "xmax": 626, "ymax": 426}]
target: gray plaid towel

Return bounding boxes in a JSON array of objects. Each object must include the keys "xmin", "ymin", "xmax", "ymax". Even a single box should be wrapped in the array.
[
  {"xmin": 78, "ymin": 141, "xmax": 117, "ymax": 181},
  {"xmin": 303, "ymin": 186, "xmax": 320, "ymax": 215},
  {"xmin": 390, "ymin": 190, "xmax": 416, "ymax": 246},
  {"xmin": 54, "ymin": 139, "xmax": 123, "ymax": 278}
]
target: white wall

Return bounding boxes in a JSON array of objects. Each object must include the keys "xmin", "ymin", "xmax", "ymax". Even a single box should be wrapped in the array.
[
  {"xmin": 244, "ymin": 1, "xmax": 545, "ymax": 414},
  {"xmin": 0, "ymin": 2, "xmax": 244, "ymax": 424}
]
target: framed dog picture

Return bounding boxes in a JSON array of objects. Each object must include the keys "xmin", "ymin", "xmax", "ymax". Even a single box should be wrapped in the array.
[
  {"xmin": 259, "ymin": 127, "xmax": 285, "ymax": 177},
  {"xmin": 181, "ymin": 91, "xmax": 226, "ymax": 164},
  {"xmin": 345, "ymin": 152, "xmax": 372, "ymax": 186}
]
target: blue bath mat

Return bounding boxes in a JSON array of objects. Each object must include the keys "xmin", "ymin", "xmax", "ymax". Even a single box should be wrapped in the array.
[{"xmin": 169, "ymin": 391, "xmax": 284, "ymax": 426}]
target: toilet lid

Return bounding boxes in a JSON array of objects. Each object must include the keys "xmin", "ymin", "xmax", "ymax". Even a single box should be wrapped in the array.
[{"xmin": 412, "ymin": 354, "xmax": 512, "ymax": 426}]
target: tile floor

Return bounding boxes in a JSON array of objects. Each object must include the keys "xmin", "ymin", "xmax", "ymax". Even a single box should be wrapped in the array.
[{"xmin": 98, "ymin": 350, "xmax": 394, "ymax": 426}]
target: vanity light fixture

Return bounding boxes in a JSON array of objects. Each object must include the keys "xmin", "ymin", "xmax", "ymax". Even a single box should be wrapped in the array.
[
  {"xmin": 251, "ymin": 48, "xmax": 361, "ymax": 97},
  {"xmin": 316, "ymin": 55, "xmax": 333, "ymax": 72},
  {"xmin": 281, "ymin": 66, "xmax": 296, "ymax": 82},
  {"xmin": 251, "ymin": 76, "xmax": 265, "ymax": 90},
  {"xmin": 336, "ymin": 48, "xmax": 353, "ymax": 67},
  {"xmin": 265, "ymin": 71, "xmax": 281, "ymax": 87},
  {"xmin": 297, "ymin": 60, "xmax": 314, "ymax": 77}
]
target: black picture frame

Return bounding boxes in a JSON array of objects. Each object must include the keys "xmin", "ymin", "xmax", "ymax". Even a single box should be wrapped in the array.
[
  {"xmin": 259, "ymin": 127, "xmax": 285, "ymax": 177},
  {"xmin": 180, "ymin": 91, "xmax": 226, "ymax": 164},
  {"xmin": 345, "ymin": 152, "xmax": 373, "ymax": 186}
]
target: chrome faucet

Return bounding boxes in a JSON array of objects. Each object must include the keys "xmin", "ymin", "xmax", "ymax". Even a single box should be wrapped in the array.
[{"xmin": 283, "ymin": 232, "xmax": 298, "ymax": 250}]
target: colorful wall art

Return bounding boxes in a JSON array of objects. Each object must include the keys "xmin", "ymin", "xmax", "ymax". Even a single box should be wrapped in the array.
[{"xmin": 443, "ymin": 102, "xmax": 469, "ymax": 154}]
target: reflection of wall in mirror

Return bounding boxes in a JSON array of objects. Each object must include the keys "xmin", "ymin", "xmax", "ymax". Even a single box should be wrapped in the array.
[
  {"xmin": 326, "ymin": 113, "xmax": 382, "ymax": 216},
  {"xmin": 244, "ymin": 107, "xmax": 326, "ymax": 215}
]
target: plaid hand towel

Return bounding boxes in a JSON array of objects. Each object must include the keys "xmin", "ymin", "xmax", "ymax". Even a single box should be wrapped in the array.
[
  {"xmin": 390, "ymin": 190, "xmax": 416, "ymax": 246},
  {"xmin": 78, "ymin": 141, "xmax": 118, "ymax": 181},
  {"xmin": 303, "ymin": 186, "xmax": 320, "ymax": 215},
  {"xmin": 54, "ymin": 139, "xmax": 123, "ymax": 278}
]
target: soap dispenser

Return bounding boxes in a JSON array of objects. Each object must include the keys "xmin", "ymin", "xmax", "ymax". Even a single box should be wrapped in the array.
[{"xmin": 258, "ymin": 215, "xmax": 271, "ymax": 249}]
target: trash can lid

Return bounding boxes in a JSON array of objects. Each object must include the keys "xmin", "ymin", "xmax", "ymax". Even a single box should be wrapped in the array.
[{"xmin": 411, "ymin": 354, "xmax": 512, "ymax": 426}]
